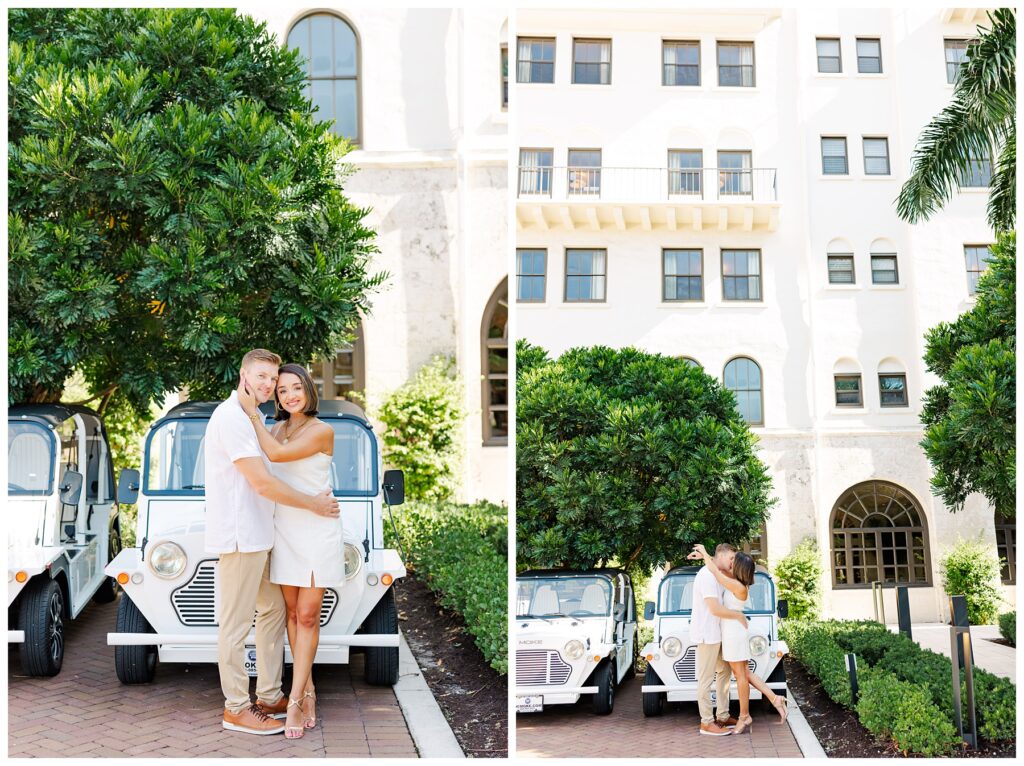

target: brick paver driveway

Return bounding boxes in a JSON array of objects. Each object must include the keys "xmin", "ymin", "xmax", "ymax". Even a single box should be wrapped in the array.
[
  {"xmin": 8, "ymin": 596, "xmax": 418, "ymax": 758},
  {"xmin": 516, "ymin": 674, "xmax": 803, "ymax": 758}
]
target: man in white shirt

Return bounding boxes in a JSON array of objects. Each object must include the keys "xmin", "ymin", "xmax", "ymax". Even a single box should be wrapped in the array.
[
  {"xmin": 205, "ymin": 348, "xmax": 340, "ymax": 736},
  {"xmin": 689, "ymin": 543, "xmax": 742, "ymax": 736}
]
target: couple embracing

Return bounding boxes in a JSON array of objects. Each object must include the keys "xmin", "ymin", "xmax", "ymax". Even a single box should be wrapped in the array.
[
  {"xmin": 687, "ymin": 542, "xmax": 788, "ymax": 736},
  {"xmin": 204, "ymin": 349, "xmax": 343, "ymax": 739}
]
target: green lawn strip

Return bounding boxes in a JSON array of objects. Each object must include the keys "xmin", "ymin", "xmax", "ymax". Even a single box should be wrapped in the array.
[{"xmin": 387, "ymin": 500, "xmax": 508, "ymax": 674}]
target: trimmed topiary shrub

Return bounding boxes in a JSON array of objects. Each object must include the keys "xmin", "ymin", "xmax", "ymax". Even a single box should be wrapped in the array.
[
  {"xmin": 939, "ymin": 538, "xmax": 1002, "ymax": 625},
  {"xmin": 773, "ymin": 538, "xmax": 823, "ymax": 621},
  {"xmin": 998, "ymin": 611, "xmax": 1015, "ymax": 646},
  {"xmin": 855, "ymin": 666, "xmax": 961, "ymax": 756}
]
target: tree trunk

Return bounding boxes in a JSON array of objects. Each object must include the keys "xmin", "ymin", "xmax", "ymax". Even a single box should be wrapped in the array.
[
  {"xmin": 28, "ymin": 385, "xmax": 62, "ymax": 403},
  {"xmin": 624, "ymin": 544, "xmax": 644, "ymax": 570}
]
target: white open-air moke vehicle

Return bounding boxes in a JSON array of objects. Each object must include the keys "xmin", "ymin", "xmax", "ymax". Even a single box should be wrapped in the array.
[
  {"xmin": 640, "ymin": 564, "xmax": 789, "ymax": 716},
  {"xmin": 105, "ymin": 399, "xmax": 406, "ymax": 686},
  {"xmin": 8, "ymin": 404, "xmax": 122, "ymax": 676},
  {"xmin": 515, "ymin": 569, "xmax": 638, "ymax": 715}
]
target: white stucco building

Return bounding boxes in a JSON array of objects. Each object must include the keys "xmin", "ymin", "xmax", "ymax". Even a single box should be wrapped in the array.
[
  {"xmin": 235, "ymin": 5, "xmax": 510, "ymax": 504},
  {"xmin": 515, "ymin": 8, "xmax": 1012, "ymax": 620}
]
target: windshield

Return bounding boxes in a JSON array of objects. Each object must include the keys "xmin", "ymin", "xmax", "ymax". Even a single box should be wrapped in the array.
[
  {"xmin": 8, "ymin": 421, "xmax": 56, "ymax": 496},
  {"xmin": 144, "ymin": 417, "xmax": 377, "ymax": 495},
  {"xmin": 516, "ymin": 576, "xmax": 612, "ymax": 619},
  {"xmin": 658, "ymin": 571, "xmax": 775, "ymax": 615}
]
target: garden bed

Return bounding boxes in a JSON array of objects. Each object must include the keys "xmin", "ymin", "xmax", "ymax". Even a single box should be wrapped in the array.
[{"xmin": 396, "ymin": 576, "xmax": 507, "ymax": 758}]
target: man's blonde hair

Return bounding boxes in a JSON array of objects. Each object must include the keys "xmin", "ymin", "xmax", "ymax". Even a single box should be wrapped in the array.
[
  {"xmin": 241, "ymin": 348, "xmax": 282, "ymax": 369},
  {"xmin": 715, "ymin": 542, "xmax": 737, "ymax": 555}
]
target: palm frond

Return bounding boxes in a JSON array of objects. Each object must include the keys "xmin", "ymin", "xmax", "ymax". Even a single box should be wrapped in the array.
[{"xmin": 988, "ymin": 125, "xmax": 1016, "ymax": 232}]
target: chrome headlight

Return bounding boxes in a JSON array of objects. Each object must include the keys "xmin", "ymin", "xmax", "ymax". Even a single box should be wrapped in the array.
[
  {"xmin": 343, "ymin": 543, "xmax": 362, "ymax": 581},
  {"xmin": 564, "ymin": 640, "xmax": 585, "ymax": 660},
  {"xmin": 149, "ymin": 542, "xmax": 186, "ymax": 579},
  {"xmin": 749, "ymin": 634, "xmax": 769, "ymax": 656},
  {"xmin": 663, "ymin": 636, "xmax": 683, "ymax": 657}
]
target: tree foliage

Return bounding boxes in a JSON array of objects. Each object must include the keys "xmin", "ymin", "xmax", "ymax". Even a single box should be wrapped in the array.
[
  {"xmin": 896, "ymin": 9, "xmax": 1015, "ymax": 232},
  {"xmin": 516, "ymin": 342, "xmax": 775, "ymax": 574},
  {"xmin": 920, "ymin": 232, "xmax": 1015, "ymax": 518},
  {"xmin": 8, "ymin": 8, "xmax": 386, "ymax": 415},
  {"xmin": 774, "ymin": 537, "xmax": 824, "ymax": 621}
]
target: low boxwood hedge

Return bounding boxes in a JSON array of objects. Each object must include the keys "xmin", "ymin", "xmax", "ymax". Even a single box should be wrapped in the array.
[
  {"xmin": 998, "ymin": 611, "xmax": 1015, "ymax": 646},
  {"xmin": 781, "ymin": 619, "xmax": 1017, "ymax": 754},
  {"xmin": 386, "ymin": 500, "xmax": 508, "ymax": 674}
]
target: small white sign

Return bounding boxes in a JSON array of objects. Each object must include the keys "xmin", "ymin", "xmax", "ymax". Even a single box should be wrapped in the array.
[
  {"xmin": 516, "ymin": 695, "xmax": 543, "ymax": 713},
  {"xmin": 244, "ymin": 648, "xmax": 258, "ymax": 678}
]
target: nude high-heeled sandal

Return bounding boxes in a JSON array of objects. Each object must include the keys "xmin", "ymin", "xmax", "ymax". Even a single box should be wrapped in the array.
[
  {"xmin": 284, "ymin": 697, "xmax": 305, "ymax": 739},
  {"xmin": 302, "ymin": 690, "xmax": 317, "ymax": 729}
]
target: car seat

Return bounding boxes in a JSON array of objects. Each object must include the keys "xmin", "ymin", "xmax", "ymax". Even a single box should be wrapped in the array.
[
  {"xmin": 579, "ymin": 583, "xmax": 607, "ymax": 614},
  {"xmin": 531, "ymin": 585, "xmax": 560, "ymax": 616}
]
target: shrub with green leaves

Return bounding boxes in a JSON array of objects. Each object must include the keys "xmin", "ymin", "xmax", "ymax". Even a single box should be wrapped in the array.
[
  {"xmin": 386, "ymin": 500, "xmax": 507, "ymax": 674},
  {"xmin": 780, "ymin": 621, "xmax": 853, "ymax": 707},
  {"xmin": 855, "ymin": 666, "xmax": 961, "ymax": 757},
  {"xmin": 939, "ymin": 538, "xmax": 1002, "ymax": 625},
  {"xmin": 377, "ymin": 356, "xmax": 465, "ymax": 502},
  {"xmin": 774, "ymin": 538, "xmax": 823, "ymax": 621},
  {"xmin": 998, "ymin": 611, "xmax": 1015, "ymax": 646}
]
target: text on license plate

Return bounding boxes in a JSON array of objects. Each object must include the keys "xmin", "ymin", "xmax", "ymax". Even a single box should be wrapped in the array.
[
  {"xmin": 245, "ymin": 648, "xmax": 258, "ymax": 678},
  {"xmin": 516, "ymin": 695, "xmax": 543, "ymax": 713}
]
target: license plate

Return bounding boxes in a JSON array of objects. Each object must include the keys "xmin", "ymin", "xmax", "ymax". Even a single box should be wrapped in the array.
[
  {"xmin": 516, "ymin": 695, "xmax": 543, "ymax": 713},
  {"xmin": 244, "ymin": 648, "xmax": 258, "ymax": 678}
]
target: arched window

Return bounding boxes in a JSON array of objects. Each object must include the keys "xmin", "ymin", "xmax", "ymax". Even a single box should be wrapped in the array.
[
  {"xmin": 287, "ymin": 13, "xmax": 360, "ymax": 143},
  {"xmin": 742, "ymin": 522, "xmax": 767, "ymax": 563},
  {"xmin": 995, "ymin": 512, "xmax": 1016, "ymax": 584},
  {"xmin": 679, "ymin": 356, "xmax": 702, "ymax": 369},
  {"xmin": 482, "ymin": 279, "xmax": 508, "ymax": 446},
  {"xmin": 723, "ymin": 357, "xmax": 763, "ymax": 425},
  {"xmin": 830, "ymin": 481, "xmax": 931, "ymax": 588}
]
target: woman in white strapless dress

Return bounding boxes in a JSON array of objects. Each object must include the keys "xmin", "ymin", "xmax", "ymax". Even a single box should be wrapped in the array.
[
  {"xmin": 692, "ymin": 544, "xmax": 789, "ymax": 734},
  {"xmin": 240, "ymin": 363, "xmax": 340, "ymax": 740}
]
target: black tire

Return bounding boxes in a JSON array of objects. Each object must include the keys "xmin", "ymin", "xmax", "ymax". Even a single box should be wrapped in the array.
[
  {"xmin": 363, "ymin": 587, "xmax": 399, "ymax": 686},
  {"xmin": 18, "ymin": 577, "xmax": 65, "ymax": 677},
  {"xmin": 114, "ymin": 594, "xmax": 157, "ymax": 684},
  {"xmin": 628, "ymin": 636, "xmax": 639, "ymax": 676},
  {"xmin": 92, "ymin": 521, "xmax": 121, "ymax": 604},
  {"xmin": 592, "ymin": 660, "xmax": 615, "ymax": 715},
  {"xmin": 642, "ymin": 664, "xmax": 666, "ymax": 717}
]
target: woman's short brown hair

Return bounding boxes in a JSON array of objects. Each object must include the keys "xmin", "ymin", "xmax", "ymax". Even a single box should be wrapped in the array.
[
  {"xmin": 732, "ymin": 551, "xmax": 756, "ymax": 587},
  {"xmin": 273, "ymin": 363, "xmax": 319, "ymax": 421}
]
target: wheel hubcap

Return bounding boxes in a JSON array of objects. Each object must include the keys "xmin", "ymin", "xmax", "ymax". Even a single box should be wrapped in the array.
[{"xmin": 49, "ymin": 591, "xmax": 64, "ymax": 663}]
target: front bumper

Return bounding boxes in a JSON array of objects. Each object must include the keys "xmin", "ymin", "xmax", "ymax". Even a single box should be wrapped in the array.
[
  {"xmin": 108, "ymin": 632, "xmax": 399, "ymax": 647},
  {"xmin": 514, "ymin": 685, "xmax": 598, "ymax": 706}
]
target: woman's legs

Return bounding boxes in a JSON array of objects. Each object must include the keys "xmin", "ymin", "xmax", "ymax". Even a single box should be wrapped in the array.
[
  {"xmin": 285, "ymin": 583, "xmax": 326, "ymax": 733},
  {"xmin": 746, "ymin": 668, "xmax": 788, "ymax": 721},
  {"xmin": 729, "ymin": 661, "xmax": 751, "ymax": 723}
]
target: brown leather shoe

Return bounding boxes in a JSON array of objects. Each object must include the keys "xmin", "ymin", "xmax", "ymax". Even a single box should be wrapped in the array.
[
  {"xmin": 223, "ymin": 703, "xmax": 285, "ymax": 735},
  {"xmin": 255, "ymin": 695, "xmax": 288, "ymax": 720},
  {"xmin": 718, "ymin": 716, "xmax": 739, "ymax": 728},
  {"xmin": 699, "ymin": 721, "xmax": 733, "ymax": 736}
]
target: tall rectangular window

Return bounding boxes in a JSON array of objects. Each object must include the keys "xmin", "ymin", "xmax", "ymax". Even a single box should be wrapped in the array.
[
  {"xmin": 573, "ymin": 39, "xmax": 611, "ymax": 84},
  {"xmin": 501, "ymin": 45, "xmax": 508, "ymax": 108},
  {"xmin": 945, "ymin": 38, "xmax": 970, "ymax": 83},
  {"xmin": 965, "ymin": 244, "xmax": 993, "ymax": 295},
  {"xmin": 718, "ymin": 150, "xmax": 752, "ymax": 195},
  {"xmin": 871, "ymin": 253, "xmax": 899, "ymax": 284},
  {"xmin": 717, "ymin": 41, "xmax": 755, "ymax": 87},
  {"xmin": 517, "ymin": 249, "xmax": 547, "ymax": 303},
  {"xmin": 856, "ymin": 38, "xmax": 882, "ymax": 73},
  {"xmin": 863, "ymin": 137, "xmax": 891, "ymax": 175},
  {"xmin": 960, "ymin": 153, "xmax": 993, "ymax": 187},
  {"xmin": 517, "ymin": 37, "xmax": 555, "ymax": 83},
  {"xmin": 565, "ymin": 249, "xmax": 607, "ymax": 302},
  {"xmin": 663, "ymin": 249, "xmax": 703, "ymax": 301},
  {"xmin": 834, "ymin": 374, "xmax": 863, "ymax": 407},
  {"xmin": 518, "ymin": 148, "xmax": 553, "ymax": 196},
  {"xmin": 663, "ymin": 40, "xmax": 700, "ymax": 86},
  {"xmin": 567, "ymin": 149, "xmax": 602, "ymax": 196},
  {"xmin": 816, "ymin": 38, "xmax": 842, "ymax": 73},
  {"xmin": 668, "ymin": 150, "xmax": 703, "ymax": 195},
  {"xmin": 827, "ymin": 254, "xmax": 855, "ymax": 284},
  {"xmin": 821, "ymin": 137, "xmax": 849, "ymax": 175},
  {"xmin": 722, "ymin": 249, "xmax": 762, "ymax": 301},
  {"xmin": 878, "ymin": 374, "xmax": 908, "ymax": 407}
]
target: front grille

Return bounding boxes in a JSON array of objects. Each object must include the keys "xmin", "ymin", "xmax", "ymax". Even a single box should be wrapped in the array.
[
  {"xmin": 673, "ymin": 646, "xmax": 756, "ymax": 682},
  {"xmin": 171, "ymin": 560, "xmax": 338, "ymax": 627},
  {"xmin": 516, "ymin": 649, "xmax": 572, "ymax": 686}
]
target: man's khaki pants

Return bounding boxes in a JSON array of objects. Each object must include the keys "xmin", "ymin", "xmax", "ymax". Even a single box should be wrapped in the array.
[
  {"xmin": 695, "ymin": 642, "xmax": 733, "ymax": 725},
  {"xmin": 217, "ymin": 550, "xmax": 286, "ymax": 714}
]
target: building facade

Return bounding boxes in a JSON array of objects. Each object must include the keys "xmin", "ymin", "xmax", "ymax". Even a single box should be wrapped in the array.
[
  {"xmin": 236, "ymin": 5, "xmax": 510, "ymax": 504},
  {"xmin": 515, "ymin": 7, "xmax": 1012, "ymax": 620}
]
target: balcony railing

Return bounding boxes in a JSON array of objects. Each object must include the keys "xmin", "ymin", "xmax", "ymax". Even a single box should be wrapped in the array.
[{"xmin": 517, "ymin": 166, "xmax": 778, "ymax": 203}]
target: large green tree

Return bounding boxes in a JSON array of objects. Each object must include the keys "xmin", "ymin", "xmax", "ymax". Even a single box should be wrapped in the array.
[
  {"xmin": 8, "ymin": 8, "xmax": 386, "ymax": 415},
  {"xmin": 516, "ymin": 341, "xmax": 775, "ymax": 574},
  {"xmin": 920, "ymin": 232, "xmax": 1015, "ymax": 518},
  {"xmin": 896, "ymin": 9, "xmax": 1015, "ymax": 231}
]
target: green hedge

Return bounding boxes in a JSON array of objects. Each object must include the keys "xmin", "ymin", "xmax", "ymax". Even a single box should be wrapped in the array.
[
  {"xmin": 386, "ymin": 500, "xmax": 507, "ymax": 674},
  {"xmin": 998, "ymin": 611, "xmax": 1015, "ymax": 646},
  {"xmin": 855, "ymin": 666, "xmax": 961, "ymax": 757}
]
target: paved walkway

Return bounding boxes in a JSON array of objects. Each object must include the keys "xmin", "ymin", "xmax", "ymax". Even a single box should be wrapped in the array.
[
  {"xmin": 887, "ymin": 623, "xmax": 1016, "ymax": 683},
  {"xmin": 516, "ymin": 674, "xmax": 803, "ymax": 758},
  {"xmin": 8, "ymin": 596, "xmax": 418, "ymax": 758}
]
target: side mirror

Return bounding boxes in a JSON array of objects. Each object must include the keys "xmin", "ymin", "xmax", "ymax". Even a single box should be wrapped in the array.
[
  {"xmin": 777, "ymin": 598, "xmax": 789, "ymax": 619},
  {"xmin": 117, "ymin": 469, "xmax": 140, "ymax": 506},
  {"xmin": 382, "ymin": 469, "xmax": 404, "ymax": 506},
  {"xmin": 612, "ymin": 603, "xmax": 626, "ymax": 622},
  {"xmin": 644, "ymin": 601, "xmax": 656, "ymax": 621},
  {"xmin": 60, "ymin": 471, "xmax": 83, "ymax": 507}
]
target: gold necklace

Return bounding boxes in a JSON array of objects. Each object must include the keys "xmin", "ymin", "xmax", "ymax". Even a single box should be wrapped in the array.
[{"xmin": 282, "ymin": 418, "xmax": 311, "ymax": 444}]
